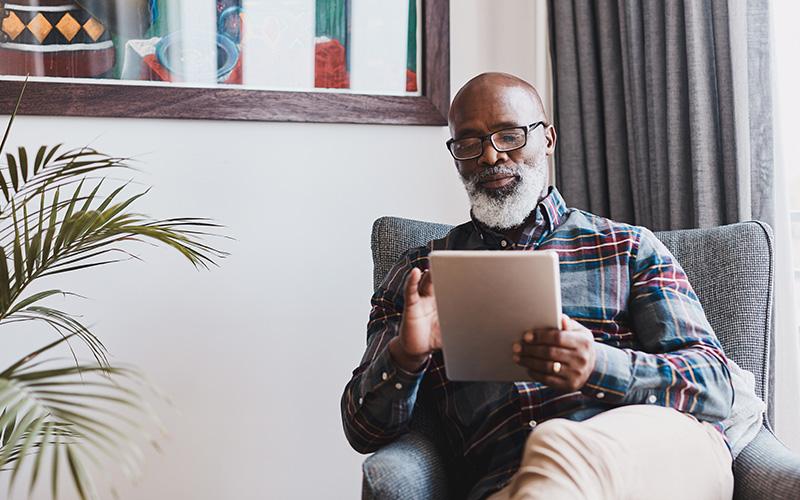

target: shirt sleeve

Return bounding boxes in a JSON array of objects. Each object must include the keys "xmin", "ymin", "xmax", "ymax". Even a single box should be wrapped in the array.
[
  {"xmin": 340, "ymin": 249, "xmax": 429, "ymax": 454},
  {"xmin": 580, "ymin": 227, "xmax": 733, "ymax": 423}
]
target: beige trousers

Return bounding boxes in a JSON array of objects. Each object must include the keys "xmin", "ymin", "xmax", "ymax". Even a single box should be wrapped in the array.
[{"xmin": 488, "ymin": 405, "xmax": 733, "ymax": 500}]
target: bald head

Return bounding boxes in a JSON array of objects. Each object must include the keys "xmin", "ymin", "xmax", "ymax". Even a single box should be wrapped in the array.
[{"xmin": 448, "ymin": 72, "xmax": 546, "ymax": 128}]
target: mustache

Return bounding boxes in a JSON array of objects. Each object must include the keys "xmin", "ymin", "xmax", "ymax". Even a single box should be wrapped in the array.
[{"xmin": 468, "ymin": 165, "xmax": 520, "ymax": 183}]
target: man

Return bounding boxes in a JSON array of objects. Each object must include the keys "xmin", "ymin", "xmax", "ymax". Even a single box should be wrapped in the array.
[{"xmin": 342, "ymin": 73, "xmax": 745, "ymax": 499}]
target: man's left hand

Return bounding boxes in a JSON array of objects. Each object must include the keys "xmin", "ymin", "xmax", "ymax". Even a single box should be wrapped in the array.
[{"xmin": 513, "ymin": 314, "xmax": 596, "ymax": 392}]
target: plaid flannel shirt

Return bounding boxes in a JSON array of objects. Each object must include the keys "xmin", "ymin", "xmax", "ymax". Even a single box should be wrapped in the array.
[{"xmin": 341, "ymin": 187, "xmax": 733, "ymax": 500}]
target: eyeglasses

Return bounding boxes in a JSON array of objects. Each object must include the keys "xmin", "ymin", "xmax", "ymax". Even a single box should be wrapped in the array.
[{"xmin": 446, "ymin": 121, "xmax": 546, "ymax": 161}]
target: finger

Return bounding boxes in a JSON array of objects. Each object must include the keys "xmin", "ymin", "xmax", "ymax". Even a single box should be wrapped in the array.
[
  {"xmin": 523, "ymin": 328, "xmax": 582, "ymax": 349},
  {"xmin": 561, "ymin": 313, "xmax": 569, "ymax": 331},
  {"xmin": 514, "ymin": 342, "xmax": 573, "ymax": 361},
  {"xmin": 403, "ymin": 267, "xmax": 422, "ymax": 305},
  {"xmin": 513, "ymin": 355, "xmax": 568, "ymax": 379},
  {"xmin": 418, "ymin": 268, "xmax": 435, "ymax": 297},
  {"xmin": 532, "ymin": 373, "xmax": 573, "ymax": 391}
]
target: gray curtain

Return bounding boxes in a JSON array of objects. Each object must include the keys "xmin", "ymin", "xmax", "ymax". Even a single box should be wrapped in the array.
[{"xmin": 549, "ymin": 0, "xmax": 773, "ymax": 231}]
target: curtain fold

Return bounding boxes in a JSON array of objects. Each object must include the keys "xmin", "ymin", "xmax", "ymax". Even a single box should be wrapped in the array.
[
  {"xmin": 549, "ymin": 0, "xmax": 800, "ymax": 451},
  {"xmin": 549, "ymin": 0, "xmax": 772, "ymax": 231}
]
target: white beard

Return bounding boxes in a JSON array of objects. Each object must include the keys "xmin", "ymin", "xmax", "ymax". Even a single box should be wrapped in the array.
[{"xmin": 461, "ymin": 155, "xmax": 548, "ymax": 230}]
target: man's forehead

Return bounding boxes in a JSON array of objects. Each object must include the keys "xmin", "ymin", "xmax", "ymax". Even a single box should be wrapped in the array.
[{"xmin": 449, "ymin": 85, "xmax": 540, "ymax": 135}]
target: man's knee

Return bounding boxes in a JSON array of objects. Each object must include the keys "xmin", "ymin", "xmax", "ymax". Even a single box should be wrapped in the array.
[{"xmin": 524, "ymin": 419, "xmax": 581, "ymax": 455}]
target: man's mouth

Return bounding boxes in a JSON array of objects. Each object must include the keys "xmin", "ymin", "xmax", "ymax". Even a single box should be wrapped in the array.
[{"xmin": 479, "ymin": 174, "xmax": 517, "ymax": 189}]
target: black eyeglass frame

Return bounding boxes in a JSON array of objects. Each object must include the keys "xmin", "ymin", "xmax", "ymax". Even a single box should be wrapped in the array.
[{"xmin": 445, "ymin": 121, "xmax": 547, "ymax": 160}]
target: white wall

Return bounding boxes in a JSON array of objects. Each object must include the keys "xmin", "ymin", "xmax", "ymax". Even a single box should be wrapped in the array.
[{"xmin": 0, "ymin": 1, "xmax": 547, "ymax": 499}]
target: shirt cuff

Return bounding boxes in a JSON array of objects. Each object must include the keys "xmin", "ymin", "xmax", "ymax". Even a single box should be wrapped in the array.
[
  {"xmin": 581, "ymin": 342, "xmax": 633, "ymax": 403},
  {"xmin": 356, "ymin": 344, "xmax": 428, "ymax": 413}
]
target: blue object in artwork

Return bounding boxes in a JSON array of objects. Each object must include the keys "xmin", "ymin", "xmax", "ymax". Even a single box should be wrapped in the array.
[
  {"xmin": 149, "ymin": 0, "xmax": 158, "ymax": 24},
  {"xmin": 218, "ymin": 6, "xmax": 243, "ymax": 44},
  {"xmin": 156, "ymin": 32, "xmax": 239, "ymax": 83}
]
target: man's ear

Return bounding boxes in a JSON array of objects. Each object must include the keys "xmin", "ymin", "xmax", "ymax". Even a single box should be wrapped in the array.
[{"xmin": 545, "ymin": 125, "xmax": 557, "ymax": 155}]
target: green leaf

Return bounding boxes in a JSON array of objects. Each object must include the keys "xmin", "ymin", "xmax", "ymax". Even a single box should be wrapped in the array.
[
  {"xmin": 7, "ymin": 154, "xmax": 19, "ymax": 192},
  {"xmin": 0, "ymin": 334, "xmax": 76, "ymax": 379},
  {"xmin": 29, "ymin": 420, "xmax": 53, "ymax": 494},
  {"xmin": 40, "ymin": 259, "xmax": 126, "ymax": 278},
  {"xmin": 0, "ymin": 171, "xmax": 10, "ymax": 204},
  {"xmin": 53, "ymin": 180, "xmax": 84, "ymax": 254},
  {"xmin": 7, "ymin": 414, "xmax": 45, "ymax": 495},
  {"xmin": 41, "ymin": 144, "xmax": 62, "ymax": 170},
  {"xmin": 33, "ymin": 145, "xmax": 47, "ymax": 175},
  {"xmin": 51, "ymin": 432, "xmax": 59, "ymax": 500},
  {"xmin": 0, "ymin": 77, "xmax": 26, "ymax": 159},
  {"xmin": 26, "ymin": 232, "xmax": 41, "ymax": 278},
  {"xmin": 10, "ymin": 200, "xmax": 24, "ymax": 294},
  {"xmin": 0, "ymin": 408, "xmax": 38, "ymax": 465},
  {"xmin": 18, "ymin": 147, "xmax": 28, "ymax": 183},
  {"xmin": 78, "ymin": 180, "xmax": 103, "ymax": 215},
  {"xmin": 0, "ymin": 397, "xmax": 26, "ymax": 446},
  {"xmin": 66, "ymin": 447, "xmax": 89, "ymax": 500},
  {"xmin": 0, "ymin": 246, "xmax": 11, "ymax": 312},
  {"xmin": 22, "ymin": 202, "xmax": 35, "ymax": 278},
  {"xmin": 35, "ymin": 184, "xmax": 46, "ymax": 270},
  {"xmin": 94, "ymin": 183, "xmax": 127, "ymax": 213},
  {"xmin": 41, "ymin": 187, "xmax": 59, "ymax": 262},
  {"xmin": 5, "ymin": 289, "xmax": 66, "ymax": 317}
]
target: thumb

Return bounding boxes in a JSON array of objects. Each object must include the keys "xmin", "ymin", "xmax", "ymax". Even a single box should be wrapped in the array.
[
  {"xmin": 419, "ymin": 269, "xmax": 435, "ymax": 296},
  {"xmin": 404, "ymin": 267, "xmax": 422, "ymax": 305}
]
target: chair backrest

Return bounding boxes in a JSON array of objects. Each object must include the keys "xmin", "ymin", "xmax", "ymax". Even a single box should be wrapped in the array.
[{"xmin": 371, "ymin": 217, "xmax": 775, "ymax": 425}]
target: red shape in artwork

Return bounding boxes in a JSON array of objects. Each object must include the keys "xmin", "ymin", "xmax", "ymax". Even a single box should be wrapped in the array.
[
  {"xmin": 141, "ymin": 53, "xmax": 243, "ymax": 84},
  {"xmin": 315, "ymin": 38, "xmax": 349, "ymax": 89},
  {"xmin": 406, "ymin": 69, "xmax": 418, "ymax": 92}
]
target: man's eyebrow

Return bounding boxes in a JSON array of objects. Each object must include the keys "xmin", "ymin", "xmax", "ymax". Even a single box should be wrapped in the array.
[
  {"xmin": 455, "ymin": 127, "xmax": 481, "ymax": 138},
  {"xmin": 455, "ymin": 121, "xmax": 527, "ymax": 139},
  {"xmin": 490, "ymin": 121, "xmax": 526, "ymax": 130}
]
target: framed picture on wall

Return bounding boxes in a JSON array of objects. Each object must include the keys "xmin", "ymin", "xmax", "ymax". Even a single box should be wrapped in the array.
[{"xmin": 0, "ymin": 0, "xmax": 449, "ymax": 125}]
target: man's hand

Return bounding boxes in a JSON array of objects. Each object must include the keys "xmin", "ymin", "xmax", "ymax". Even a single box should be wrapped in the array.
[
  {"xmin": 512, "ymin": 314, "xmax": 596, "ymax": 392},
  {"xmin": 389, "ymin": 268, "xmax": 441, "ymax": 372}
]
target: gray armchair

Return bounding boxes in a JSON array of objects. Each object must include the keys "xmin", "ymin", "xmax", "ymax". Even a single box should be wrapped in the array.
[{"xmin": 362, "ymin": 217, "xmax": 800, "ymax": 500}]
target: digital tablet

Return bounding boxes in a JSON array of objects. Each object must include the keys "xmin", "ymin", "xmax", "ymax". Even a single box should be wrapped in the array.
[{"xmin": 428, "ymin": 250, "xmax": 562, "ymax": 382}]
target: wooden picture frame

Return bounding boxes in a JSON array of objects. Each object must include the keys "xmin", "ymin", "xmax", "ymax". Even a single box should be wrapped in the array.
[{"xmin": 0, "ymin": 0, "xmax": 449, "ymax": 126}]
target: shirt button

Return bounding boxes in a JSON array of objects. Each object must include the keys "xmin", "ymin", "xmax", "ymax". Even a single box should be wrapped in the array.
[
  {"xmin": 647, "ymin": 394, "xmax": 657, "ymax": 404},
  {"xmin": 381, "ymin": 372, "xmax": 389, "ymax": 381},
  {"xmin": 596, "ymin": 392, "xmax": 605, "ymax": 399},
  {"xmin": 528, "ymin": 420, "xmax": 537, "ymax": 429},
  {"xmin": 395, "ymin": 382, "xmax": 403, "ymax": 390},
  {"xmin": 500, "ymin": 240, "xmax": 508, "ymax": 248}
]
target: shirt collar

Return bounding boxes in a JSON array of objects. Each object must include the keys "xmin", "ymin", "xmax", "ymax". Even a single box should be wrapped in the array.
[{"xmin": 469, "ymin": 186, "xmax": 568, "ymax": 248}]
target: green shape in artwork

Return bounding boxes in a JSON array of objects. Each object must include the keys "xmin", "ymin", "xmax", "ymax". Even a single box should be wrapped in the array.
[
  {"xmin": 316, "ymin": 0, "xmax": 348, "ymax": 44},
  {"xmin": 407, "ymin": 0, "xmax": 417, "ymax": 72}
]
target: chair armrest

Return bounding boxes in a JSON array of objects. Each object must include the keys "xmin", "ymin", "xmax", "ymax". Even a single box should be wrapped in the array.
[
  {"xmin": 734, "ymin": 424, "xmax": 800, "ymax": 499},
  {"xmin": 362, "ymin": 431, "xmax": 449, "ymax": 500}
]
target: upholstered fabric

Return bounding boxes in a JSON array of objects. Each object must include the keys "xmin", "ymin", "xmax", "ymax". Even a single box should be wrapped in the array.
[
  {"xmin": 733, "ymin": 426, "xmax": 800, "ymax": 498},
  {"xmin": 363, "ymin": 217, "xmax": 798, "ymax": 500}
]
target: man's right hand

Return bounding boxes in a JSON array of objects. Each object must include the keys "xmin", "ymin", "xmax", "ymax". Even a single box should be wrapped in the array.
[{"xmin": 389, "ymin": 267, "xmax": 441, "ymax": 372}]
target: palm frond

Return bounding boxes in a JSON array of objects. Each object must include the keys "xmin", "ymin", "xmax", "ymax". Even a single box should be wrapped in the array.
[
  {"xmin": 0, "ymin": 80, "xmax": 228, "ymax": 500},
  {"xmin": 0, "ymin": 146, "xmax": 228, "ymax": 359},
  {"xmin": 0, "ymin": 336, "xmax": 163, "ymax": 499}
]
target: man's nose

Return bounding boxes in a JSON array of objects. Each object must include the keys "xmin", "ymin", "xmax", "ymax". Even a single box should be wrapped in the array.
[{"xmin": 477, "ymin": 139, "xmax": 508, "ymax": 166}]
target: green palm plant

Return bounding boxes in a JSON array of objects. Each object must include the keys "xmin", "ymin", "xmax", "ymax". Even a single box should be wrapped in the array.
[{"xmin": 0, "ymin": 83, "xmax": 227, "ymax": 499}]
